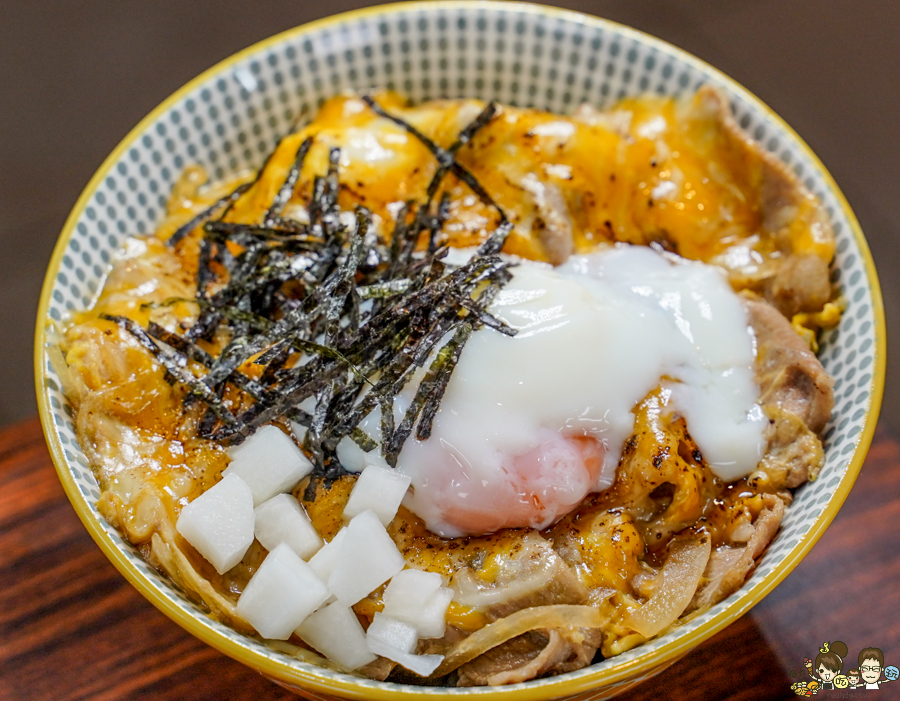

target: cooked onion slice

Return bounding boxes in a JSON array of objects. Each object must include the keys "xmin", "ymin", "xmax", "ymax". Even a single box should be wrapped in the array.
[
  {"xmin": 622, "ymin": 535, "xmax": 711, "ymax": 639},
  {"xmin": 433, "ymin": 604, "xmax": 608, "ymax": 677}
]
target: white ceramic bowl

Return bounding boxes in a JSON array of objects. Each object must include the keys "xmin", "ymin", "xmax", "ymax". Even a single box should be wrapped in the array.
[{"xmin": 35, "ymin": 3, "xmax": 885, "ymax": 699}]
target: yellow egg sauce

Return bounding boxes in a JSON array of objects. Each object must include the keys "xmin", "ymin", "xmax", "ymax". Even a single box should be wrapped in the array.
[
  {"xmin": 215, "ymin": 91, "xmax": 834, "ymax": 269},
  {"xmin": 57, "ymin": 90, "xmax": 833, "ymax": 665}
]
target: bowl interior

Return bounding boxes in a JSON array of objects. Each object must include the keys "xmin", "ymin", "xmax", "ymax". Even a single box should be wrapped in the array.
[{"xmin": 36, "ymin": 2, "xmax": 884, "ymax": 699}]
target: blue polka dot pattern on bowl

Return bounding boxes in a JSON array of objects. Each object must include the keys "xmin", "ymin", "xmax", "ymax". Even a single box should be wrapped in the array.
[{"xmin": 37, "ymin": 3, "xmax": 882, "ymax": 699}]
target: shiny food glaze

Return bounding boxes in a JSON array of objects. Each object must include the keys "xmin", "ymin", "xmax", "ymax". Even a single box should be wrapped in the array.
[{"xmin": 58, "ymin": 91, "xmax": 834, "ymax": 668}]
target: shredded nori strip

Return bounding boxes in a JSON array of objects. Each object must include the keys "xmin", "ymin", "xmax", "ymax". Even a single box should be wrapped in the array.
[
  {"xmin": 203, "ymin": 221, "xmax": 322, "ymax": 245},
  {"xmin": 361, "ymin": 96, "xmax": 508, "ymax": 224},
  {"xmin": 101, "ymin": 313, "xmax": 238, "ymax": 426},
  {"xmin": 356, "ymin": 279, "xmax": 412, "ymax": 299},
  {"xmin": 167, "ymin": 128, "xmax": 298, "ymax": 248},
  {"xmin": 120, "ymin": 97, "xmax": 518, "ymax": 483},
  {"xmin": 264, "ymin": 136, "xmax": 313, "ymax": 226},
  {"xmin": 167, "ymin": 181, "xmax": 252, "ymax": 247},
  {"xmin": 417, "ymin": 322, "xmax": 474, "ymax": 441}
]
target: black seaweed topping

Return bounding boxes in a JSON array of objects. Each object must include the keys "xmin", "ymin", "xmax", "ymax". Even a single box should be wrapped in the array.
[
  {"xmin": 118, "ymin": 96, "xmax": 516, "ymax": 483},
  {"xmin": 264, "ymin": 137, "xmax": 313, "ymax": 226},
  {"xmin": 362, "ymin": 96, "xmax": 507, "ymax": 225},
  {"xmin": 167, "ymin": 181, "xmax": 253, "ymax": 248}
]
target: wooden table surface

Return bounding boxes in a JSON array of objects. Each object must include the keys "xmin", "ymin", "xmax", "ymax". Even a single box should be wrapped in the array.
[{"xmin": 2, "ymin": 416, "xmax": 898, "ymax": 701}]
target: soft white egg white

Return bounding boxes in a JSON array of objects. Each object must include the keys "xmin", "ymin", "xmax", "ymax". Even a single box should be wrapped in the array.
[{"xmin": 341, "ymin": 244, "xmax": 766, "ymax": 538}]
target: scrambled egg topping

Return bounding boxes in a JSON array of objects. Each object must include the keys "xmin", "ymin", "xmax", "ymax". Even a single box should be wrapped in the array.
[{"xmin": 59, "ymin": 90, "xmax": 836, "ymax": 661}]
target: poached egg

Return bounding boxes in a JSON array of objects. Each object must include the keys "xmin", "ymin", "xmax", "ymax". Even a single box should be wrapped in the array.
[{"xmin": 338, "ymin": 244, "xmax": 766, "ymax": 537}]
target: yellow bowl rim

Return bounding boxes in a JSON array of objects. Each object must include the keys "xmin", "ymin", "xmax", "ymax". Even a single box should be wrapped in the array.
[{"xmin": 34, "ymin": 2, "xmax": 886, "ymax": 699}]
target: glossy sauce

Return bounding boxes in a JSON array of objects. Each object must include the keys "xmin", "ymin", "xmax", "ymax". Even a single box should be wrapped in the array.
[
  {"xmin": 343, "ymin": 246, "xmax": 765, "ymax": 538},
  {"xmin": 217, "ymin": 93, "xmax": 833, "ymax": 270},
  {"xmin": 58, "ymin": 91, "xmax": 829, "ymax": 652}
]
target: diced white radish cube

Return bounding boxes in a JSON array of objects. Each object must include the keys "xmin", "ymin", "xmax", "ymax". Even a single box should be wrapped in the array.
[
  {"xmin": 327, "ymin": 510, "xmax": 405, "ymax": 606},
  {"xmin": 236, "ymin": 543, "xmax": 329, "ymax": 640},
  {"xmin": 367, "ymin": 637, "xmax": 443, "ymax": 678},
  {"xmin": 366, "ymin": 613, "xmax": 418, "ymax": 653},
  {"xmin": 295, "ymin": 603, "xmax": 376, "ymax": 670},
  {"xmin": 413, "ymin": 588, "xmax": 454, "ymax": 640},
  {"xmin": 308, "ymin": 528, "xmax": 347, "ymax": 583},
  {"xmin": 176, "ymin": 473, "xmax": 254, "ymax": 575},
  {"xmin": 335, "ymin": 436, "xmax": 365, "ymax": 473},
  {"xmin": 289, "ymin": 422, "xmax": 308, "ymax": 443},
  {"xmin": 254, "ymin": 494, "xmax": 323, "ymax": 560},
  {"xmin": 383, "ymin": 569, "xmax": 443, "ymax": 612},
  {"xmin": 334, "ymin": 400, "xmax": 386, "ymax": 473},
  {"xmin": 335, "ymin": 435, "xmax": 391, "ymax": 474},
  {"xmin": 383, "ymin": 570, "xmax": 454, "ymax": 639},
  {"xmin": 342, "ymin": 465, "xmax": 411, "ymax": 526},
  {"xmin": 224, "ymin": 425, "xmax": 313, "ymax": 505}
]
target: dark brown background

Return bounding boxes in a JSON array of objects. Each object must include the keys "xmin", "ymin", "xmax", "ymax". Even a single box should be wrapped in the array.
[{"xmin": 4, "ymin": 1, "xmax": 898, "ymax": 429}]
